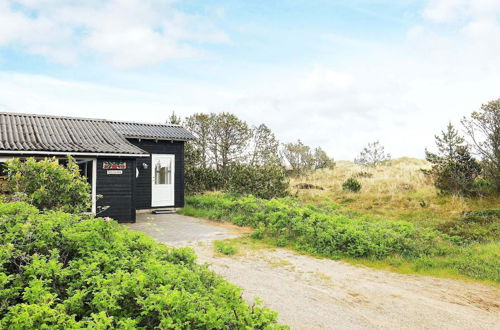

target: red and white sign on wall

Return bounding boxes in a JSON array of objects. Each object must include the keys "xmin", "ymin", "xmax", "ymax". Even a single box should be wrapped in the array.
[{"xmin": 103, "ymin": 161, "xmax": 126, "ymax": 170}]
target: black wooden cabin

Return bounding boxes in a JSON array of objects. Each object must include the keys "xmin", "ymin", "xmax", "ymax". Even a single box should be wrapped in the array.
[{"xmin": 0, "ymin": 112, "xmax": 195, "ymax": 222}]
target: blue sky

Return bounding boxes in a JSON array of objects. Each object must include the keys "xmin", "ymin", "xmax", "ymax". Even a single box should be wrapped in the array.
[{"xmin": 1, "ymin": 0, "xmax": 499, "ymax": 159}]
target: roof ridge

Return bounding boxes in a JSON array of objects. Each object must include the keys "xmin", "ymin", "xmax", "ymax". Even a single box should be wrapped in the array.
[
  {"xmin": 0, "ymin": 111, "xmax": 182, "ymax": 128},
  {"xmin": 108, "ymin": 119, "xmax": 182, "ymax": 127},
  {"xmin": 0, "ymin": 111, "xmax": 108, "ymax": 122}
]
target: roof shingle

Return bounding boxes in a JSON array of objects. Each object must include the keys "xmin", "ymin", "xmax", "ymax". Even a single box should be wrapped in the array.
[
  {"xmin": 0, "ymin": 113, "xmax": 148, "ymax": 155},
  {"xmin": 110, "ymin": 121, "xmax": 196, "ymax": 140}
]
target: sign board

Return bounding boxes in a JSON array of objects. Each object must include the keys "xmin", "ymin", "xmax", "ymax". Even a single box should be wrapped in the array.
[
  {"xmin": 103, "ymin": 161, "xmax": 126, "ymax": 170},
  {"xmin": 107, "ymin": 170, "xmax": 123, "ymax": 175}
]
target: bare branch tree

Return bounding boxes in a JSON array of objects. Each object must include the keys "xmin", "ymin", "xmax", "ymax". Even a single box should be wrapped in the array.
[
  {"xmin": 461, "ymin": 99, "xmax": 500, "ymax": 191},
  {"xmin": 354, "ymin": 141, "xmax": 391, "ymax": 167}
]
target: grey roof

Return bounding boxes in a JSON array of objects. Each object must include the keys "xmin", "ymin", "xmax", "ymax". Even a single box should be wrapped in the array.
[
  {"xmin": 110, "ymin": 121, "xmax": 196, "ymax": 140},
  {"xmin": 0, "ymin": 112, "xmax": 148, "ymax": 155}
]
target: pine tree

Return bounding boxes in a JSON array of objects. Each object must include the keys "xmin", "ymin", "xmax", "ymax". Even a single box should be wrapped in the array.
[
  {"xmin": 167, "ymin": 111, "xmax": 182, "ymax": 125},
  {"xmin": 425, "ymin": 123, "xmax": 481, "ymax": 196},
  {"xmin": 433, "ymin": 122, "xmax": 465, "ymax": 160}
]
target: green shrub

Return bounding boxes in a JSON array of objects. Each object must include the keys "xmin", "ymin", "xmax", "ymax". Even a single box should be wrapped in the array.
[
  {"xmin": 6, "ymin": 157, "xmax": 91, "ymax": 213},
  {"xmin": 425, "ymin": 123, "xmax": 483, "ymax": 196},
  {"xmin": 0, "ymin": 202, "xmax": 284, "ymax": 329},
  {"xmin": 214, "ymin": 241, "xmax": 238, "ymax": 255},
  {"xmin": 183, "ymin": 194, "xmax": 441, "ymax": 259},
  {"xmin": 226, "ymin": 164, "xmax": 289, "ymax": 199},
  {"xmin": 186, "ymin": 163, "xmax": 289, "ymax": 200},
  {"xmin": 185, "ymin": 166, "xmax": 225, "ymax": 195},
  {"xmin": 182, "ymin": 194, "xmax": 500, "ymax": 281},
  {"xmin": 342, "ymin": 178, "xmax": 361, "ymax": 192},
  {"xmin": 438, "ymin": 209, "xmax": 500, "ymax": 244}
]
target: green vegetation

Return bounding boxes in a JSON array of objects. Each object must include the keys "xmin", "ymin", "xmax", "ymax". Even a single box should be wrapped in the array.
[
  {"xmin": 0, "ymin": 202, "xmax": 284, "ymax": 329},
  {"xmin": 226, "ymin": 164, "xmax": 289, "ymax": 199},
  {"xmin": 177, "ymin": 111, "xmax": 335, "ymax": 197},
  {"xmin": 181, "ymin": 194, "xmax": 499, "ymax": 282},
  {"xmin": 5, "ymin": 157, "xmax": 91, "ymax": 213},
  {"xmin": 214, "ymin": 240, "xmax": 238, "ymax": 256},
  {"xmin": 425, "ymin": 123, "xmax": 483, "ymax": 196},
  {"xmin": 342, "ymin": 178, "xmax": 361, "ymax": 192},
  {"xmin": 183, "ymin": 112, "xmax": 291, "ymax": 197}
]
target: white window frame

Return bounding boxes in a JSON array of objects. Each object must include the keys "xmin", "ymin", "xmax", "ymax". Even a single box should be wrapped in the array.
[{"xmin": 73, "ymin": 158, "xmax": 97, "ymax": 215}]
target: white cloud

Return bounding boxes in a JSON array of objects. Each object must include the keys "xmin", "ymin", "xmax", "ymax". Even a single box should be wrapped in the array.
[
  {"xmin": 0, "ymin": 0, "xmax": 228, "ymax": 68},
  {"xmin": 423, "ymin": 0, "xmax": 500, "ymax": 23},
  {"xmin": 0, "ymin": 2, "xmax": 499, "ymax": 160}
]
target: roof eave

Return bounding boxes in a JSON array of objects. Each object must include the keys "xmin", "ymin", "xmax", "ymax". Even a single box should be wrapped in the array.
[
  {"xmin": 123, "ymin": 135, "xmax": 196, "ymax": 141},
  {"xmin": 0, "ymin": 150, "xmax": 150, "ymax": 157}
]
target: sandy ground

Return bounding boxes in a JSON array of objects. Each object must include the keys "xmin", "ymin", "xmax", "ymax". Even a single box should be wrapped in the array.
[{"xmin": 127, "ymin": 213, "xmax": 500, "ymax": 330}]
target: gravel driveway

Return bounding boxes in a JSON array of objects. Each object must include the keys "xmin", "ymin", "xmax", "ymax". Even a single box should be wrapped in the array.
[{"xmin": 126, "ymin": 213, "xmax": 500, "ymax": 330}]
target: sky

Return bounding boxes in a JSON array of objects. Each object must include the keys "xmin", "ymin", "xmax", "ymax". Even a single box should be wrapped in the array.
[{"xmin": 0, "ymin": 0, "xmax": 499, "ymax": 160}]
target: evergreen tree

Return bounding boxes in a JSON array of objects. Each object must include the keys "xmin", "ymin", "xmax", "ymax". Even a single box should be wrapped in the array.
[
  {"xmin": 425, "ymin": 123, "xmax": 481, "ymax": 196},
  {"xmin": 167, "ymin": 111, "xmax": 182, "ymax": 125}
]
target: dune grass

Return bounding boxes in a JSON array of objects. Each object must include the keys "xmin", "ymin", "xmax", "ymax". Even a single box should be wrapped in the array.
[{"xmin": 290, "ymin": 157, "xmax": 499, "ymax": 228}]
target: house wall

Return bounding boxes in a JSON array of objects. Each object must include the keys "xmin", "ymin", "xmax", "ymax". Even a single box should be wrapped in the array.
[
  {"xmin": 0, "ymin": 154, "xmax": 137, "ymax": 223},
  {"xmin": 96, "ymin": 157, "xmax": 137, "ymax": 223},
  {"xmin": 127, "ymin": 139, "xmax": 185, "ymax": 209}
]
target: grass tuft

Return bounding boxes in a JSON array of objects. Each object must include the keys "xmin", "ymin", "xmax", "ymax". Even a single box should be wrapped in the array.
[{"xmin": 214, "ymin": 240, "xmax": 238, "ymax": 255}]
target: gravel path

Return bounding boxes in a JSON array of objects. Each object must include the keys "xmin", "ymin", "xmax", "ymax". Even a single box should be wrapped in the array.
[{"xmin": 127, "ymin": 213, "xmax": 500, "ymax": 330}]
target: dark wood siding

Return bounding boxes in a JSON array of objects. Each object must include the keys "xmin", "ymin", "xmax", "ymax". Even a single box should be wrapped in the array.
[
  {"xmin": 96, "ymin": 158, "xmax": 136, "ymax": 223},
  {"xmin": 127, "ymin": 139, "xmax": 185, "ymax": 209}
]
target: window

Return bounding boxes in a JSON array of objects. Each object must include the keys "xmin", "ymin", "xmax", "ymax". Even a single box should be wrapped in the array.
[
  {"xmin": 76, "ymin": 160, "xmax": 93, "ymax": 185},
  {"xmin": 0, "ymin": 162, "xmax": 8, "ymax": 194},
  {"xmin": 154, "ymin": 159, "xmax": 171, "ymax": 185}
]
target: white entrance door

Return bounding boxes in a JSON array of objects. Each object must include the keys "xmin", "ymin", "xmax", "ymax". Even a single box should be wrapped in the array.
[{"xmin": 151, "ymin": 154, "xmax": 175, "ymax": 207}]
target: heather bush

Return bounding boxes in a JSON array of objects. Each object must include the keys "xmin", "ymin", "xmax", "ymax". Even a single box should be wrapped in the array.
[{"xmin": 0, "ymin": 202, "xmax": 284, "ymax": 329}]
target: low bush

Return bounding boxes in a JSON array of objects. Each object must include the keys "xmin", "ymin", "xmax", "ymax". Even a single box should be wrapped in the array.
[
  {"xmin": 353, "ymin": 171, "xmax": 373, "ymax": 178},
  {"xmin": 183, "ymin": 194, "xmax": 442, "ymax": 259},
  {"xmin": 182, "ymin": 194, "xmax": 500, "ymax": 282},
  {"xmin": 226, "ymin": 164, "xmax": 289, "ymax": 199},
  {"xmin": 342, "ymin": 178, "xmax": 361, "ymax": 192},
  {"xmin": 0, "ymin": 202, "xmax": 284, "ymax": 329},
  {"xmin": 186, "ymin": 164, "xmax": 289, "ymax": 199},
  {"xmin": 5, "ymin": 157, "xmax": 91, "ymax": 213},
  {"xmin": 438, "ymin": 209, "xmax": 500, "ymax": 244},
  {"xmin": 185, "ymin": 167, "xmax": 225, "ymax": 195},
  {"xmin": 214, "ymin": 241, "xmax": 238, "ymax": 255}
]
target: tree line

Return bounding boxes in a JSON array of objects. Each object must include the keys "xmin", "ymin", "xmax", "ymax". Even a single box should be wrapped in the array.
[
  {"xmin": 172, "ymin": 112, "xmax": 335, "ymax": 173},
  {"xmin": 170, "ymin": 97, "xmax": 498, "ymax": 198},
  {"xmin": 168, "ymin": 112, "xmax": 334, "ymax": 198}
]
